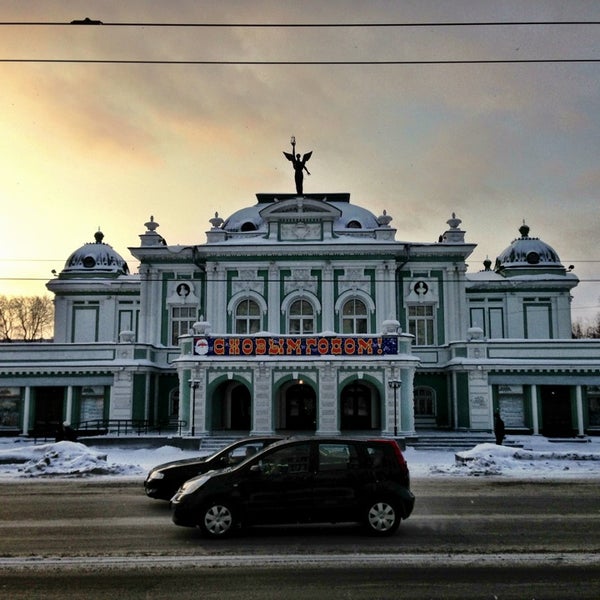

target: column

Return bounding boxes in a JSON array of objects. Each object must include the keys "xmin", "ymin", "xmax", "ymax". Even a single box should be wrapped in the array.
[
  {"xmin": 65, "ymin": 386, "xmax": 74, "ymax": 425},
  {"xmin": 268, "ymin": 263, "xmax": 279, "ymax": 332},
  {"xmin": 22, "ymin": 386, "xmax": 31, "ymax": 436},
  {"xmin": 316, "ymin": 362, "xmax": 338, "ymax": 436},
  {"xmin": 400, "ymin": 369, "xmax": 415, "ymax": 435},
  {"xmin": 530, "ymin": 384, "xmax": 540, "ymax": 435},
  {"xmin": 321, "ymin": 263, "xmax": 334, "ymax": 332},
  {"xmin": 575, "ymin": 385, "xmax": 585, "ymax": 437},
  {"xmin": 251, "ymin": 362, "xmax": 274, "ymax": 435}
]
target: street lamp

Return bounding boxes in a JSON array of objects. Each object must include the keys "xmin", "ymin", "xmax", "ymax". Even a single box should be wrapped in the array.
[
  {"xmin": 388, "ymin": 379, "xmax": 401, "ymax": 437},
  {"xmin": 189, "ymin": 380, "xmax": 199, "ymax": 437}
]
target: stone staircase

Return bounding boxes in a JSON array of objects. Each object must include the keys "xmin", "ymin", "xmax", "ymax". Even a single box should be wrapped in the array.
[
  {"xmin": 406, "ymin": 431, "xmax": 495, "ymax": 451},
  {"xmin": 199, "ymin": 436, "xmax": 240, "ymax": 454},
  {"xmin": 199, "ymin": 432, "xmax": 499, "ymax": 453}
]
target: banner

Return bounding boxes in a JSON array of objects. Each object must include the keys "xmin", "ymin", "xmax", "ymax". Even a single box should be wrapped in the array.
[{"xmin": 193, "ymin": 336, "xmax": 397, "ymax": 357}]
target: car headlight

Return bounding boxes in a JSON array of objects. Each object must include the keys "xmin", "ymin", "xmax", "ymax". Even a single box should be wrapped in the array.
[
  {"xmin": 179, "ymin": 475, "xmax": 209, "ymax": 496},
  {"xmin": 147, "ymin": 471, "xmax": 165, "ymax": 481}
]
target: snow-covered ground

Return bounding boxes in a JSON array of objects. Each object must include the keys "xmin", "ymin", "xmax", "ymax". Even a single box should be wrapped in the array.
[{"xmin": 0, "ymin": 435, "xmax": 599, "ymax": 480}]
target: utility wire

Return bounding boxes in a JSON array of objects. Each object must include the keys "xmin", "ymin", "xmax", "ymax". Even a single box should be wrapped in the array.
[
  {"xmin": 1, "ymin": 20, "xmax": 600, "ymax": 27},
  {"xmin": 1, "ymin": 59, "xmax": 598, "ymax": 65}
]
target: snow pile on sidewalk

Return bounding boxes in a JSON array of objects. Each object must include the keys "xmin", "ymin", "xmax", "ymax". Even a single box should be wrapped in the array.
[
  {"xmin": 0, "ymin": 436, "xmax": 599, "ymax": 479},
  {"xmin": 0, "ymin": 441, "xmax": 143, "ymax": 477},
  {"xmin": 425, "ymin": 441, "xmax": 600, "ymax": 478}
]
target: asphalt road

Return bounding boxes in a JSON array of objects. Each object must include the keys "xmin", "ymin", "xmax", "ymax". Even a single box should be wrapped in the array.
[{"xmin": 1, "ymin": 478, "xmax": 599, "ymax": 598}]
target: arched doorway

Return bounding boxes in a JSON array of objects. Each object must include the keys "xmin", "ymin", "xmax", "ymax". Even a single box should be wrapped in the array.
[
  {"xmin": 211, "ymin": 382, "xmax": 251, "ymax": 431},
  {"xmin": 340, "ymin": 381, "xmax": 380, "ymax": 431},
  {"xmin": 278, "ymin": 381, "xmax": 317, "ymax": 431}
]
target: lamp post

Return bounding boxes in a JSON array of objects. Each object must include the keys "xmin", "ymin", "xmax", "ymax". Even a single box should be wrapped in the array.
[
  {"xmin": 189, "ymin": 380, "xmax": 199, "ymax": 437},
  {"xmin": 388, "ymin": 379, "xmax": 401, "ymax": 438}
]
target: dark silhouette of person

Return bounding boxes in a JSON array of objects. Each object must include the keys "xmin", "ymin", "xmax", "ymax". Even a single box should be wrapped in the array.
[
  {"xmin": 56, "ymin": 421, "xmax": 77, "ymax": 442},
  {"xmin": 284, "ymin": 140, "xmax": 312, "ymax": 195},
  {"xmin": 494, "ymin": 410, "xmax": 505, "ymax": 445}
]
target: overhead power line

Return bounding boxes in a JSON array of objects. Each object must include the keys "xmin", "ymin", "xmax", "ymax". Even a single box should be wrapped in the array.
[
  {"xmin": 1, "ymin": 58, "xmax": 598, "ymax": 65},
  {"xmin": 1, "ymin": 19, "xmax": 599, "ymax": 27}
]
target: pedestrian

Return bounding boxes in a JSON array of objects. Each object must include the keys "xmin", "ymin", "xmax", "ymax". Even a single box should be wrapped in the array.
[
  {"xmin": 63, "ymin": 422, "xmax": 78, "ymax": 442},
  {"xmin": 494, "ymin": 410, "xmax": 505, "ymax": 445}
]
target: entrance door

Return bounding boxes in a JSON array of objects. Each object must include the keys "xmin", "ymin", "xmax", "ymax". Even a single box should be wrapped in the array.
[
  {"xmin": 541, "ymin": 385, "xmax": 573, "ymax": 437},
  {"xmin": 230, "ymin": 385, "xmax": 251, "ymax": 430},
  {"xmin": 211, "ymin": 383, "xmax": 251, "ymax": 431},
  {"xmin": 340, "ymin": 382, "xmax": 380, "ymax": 430},
  {"xmin": 284, "ymin": 383, "xmax": 316, "ymax": 431},
  {"xmin": 34, "ymin": 387, "xmax": 64, "ymax": 430}
]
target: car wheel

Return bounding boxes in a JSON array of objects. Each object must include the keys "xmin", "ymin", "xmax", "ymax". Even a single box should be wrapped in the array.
[
  {"xmin": 364, "ymin": 500, "xmax": 400, "ymax": 536},
  {"xmin": 199, "ymin": 501, "xmax": 237, "ymax": 538}
]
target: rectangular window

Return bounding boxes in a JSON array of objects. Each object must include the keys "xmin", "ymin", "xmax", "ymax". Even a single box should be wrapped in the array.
[
  {"xmin": 489, "ymin": 308, "xmax": 504, "ymax": 338},
  {"xmin": 470, "ymin": 307, "xmax": 485, "ymax": 332},
  {"xmin": 0, "ymin": 387, "xmax": 21, "ymax": 429},
  {"xmin": 80, "ymin": 386, "xmax": 105, "ymax": 423},
  {"xmin": 587, "ymin": 386, "xmax": 600, "ymax": 427},
  {"xmin": 408, "ymin": 305, "xmax": 435, "ymax": 346},
  {"xmin": 72, "ymin": 307, "xmax": 98, "ymax": 342},
  {"xmin": 171, "ymin": 306, "xmax": 197, "ymax": 345},
  {"xmin": 524, "ymin": 304, "xmax": 551, "ymax": 339}
]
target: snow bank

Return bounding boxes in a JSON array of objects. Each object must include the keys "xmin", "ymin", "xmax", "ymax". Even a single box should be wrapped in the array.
[
  {"xmin": 0, "ymin": 441, "xmax": 143, "ymax": 477},
  {"xmin": 0, "ymin": 436, "xmax": 598, "ymax": 480},
  {"xmin": 433, "ymin": 442, "xmax": 600, "ymax": 478}
]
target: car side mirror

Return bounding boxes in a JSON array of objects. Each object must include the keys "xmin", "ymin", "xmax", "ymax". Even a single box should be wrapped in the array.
[{"xmin": 249, "ymin": 464, "xmax": 262, "ymax": 474}]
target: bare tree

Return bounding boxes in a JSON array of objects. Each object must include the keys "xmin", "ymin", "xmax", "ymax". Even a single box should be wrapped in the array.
[
  {"xmin": 0, "ymin": 296, "xmax": 14, "ymax": 341},
  {"xmin": 0, "ymin": 295, "xmax": 54, "ymax": 341},
  {"xmin": 572, "ymin": 312, "xmax": 600, "ymax": 339}
]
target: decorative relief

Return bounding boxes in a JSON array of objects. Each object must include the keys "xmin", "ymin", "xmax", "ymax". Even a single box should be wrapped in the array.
[
  {"xmin": 280, "ymin": 222, "xmax": 322, "ymax": 241},
  {"xmin": 284, "ymin": 268, "xmax": 318, "ymax": 296},
  {"xmin": 166, "ymin": 280, "xmax": 200, "ymax": 306},
  {"xmin": 232, "ymin": 269, "xmax": 263, "ymax": 295},
  {"xmin": 338, "ymin": 268, "xmax": 370, "ymax": 294},
  {"xmin": 404, "ymin": 279, "xmax": 438, "ymax": 303}
]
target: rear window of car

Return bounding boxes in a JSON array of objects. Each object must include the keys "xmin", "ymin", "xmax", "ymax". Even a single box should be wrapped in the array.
[{"xmin": 366, "ymin": 443, "xmax": 398, "ymax": 469}]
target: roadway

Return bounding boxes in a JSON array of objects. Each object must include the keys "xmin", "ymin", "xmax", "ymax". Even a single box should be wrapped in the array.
[{"xmin": 1, "ymin": 478, "xmax": 598, "ymax": 598}]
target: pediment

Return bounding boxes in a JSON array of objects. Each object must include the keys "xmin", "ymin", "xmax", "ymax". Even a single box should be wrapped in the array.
[{"xmin": 259, "ymin": 197, "xmax": 342, "ymax": 222}]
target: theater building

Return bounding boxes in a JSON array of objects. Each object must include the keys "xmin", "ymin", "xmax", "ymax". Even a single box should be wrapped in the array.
[{"xmin": 1, "ymin": 189, "xmax": 599, "ymax": 440}]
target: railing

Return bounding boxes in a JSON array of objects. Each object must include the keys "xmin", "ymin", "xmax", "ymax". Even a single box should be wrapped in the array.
[
  {"xmin": 72, "ymin": 419, "xmax": 187, "ymax": 437},
  {"xmin": 73, "ymin": 419, "xmax": 148, "ymax": 436}
]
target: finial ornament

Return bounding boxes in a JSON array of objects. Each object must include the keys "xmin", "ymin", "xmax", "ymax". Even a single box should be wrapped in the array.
[{"xmin": 283, "ymin": 136, "xmax": 312, "ymax": 195}]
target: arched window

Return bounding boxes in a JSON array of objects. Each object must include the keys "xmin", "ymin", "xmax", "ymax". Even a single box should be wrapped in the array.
[
  {"xmin": 341, "ymin": 298, "xmax": 368, "ymax": 334},
  {"xmin": 288, "ymin": 299, "xmax": 314, "ymax": 334},
  {"xmin": 240, "ymin": 222, "xmax": 257, "ymax": 232},
  {"xmin": 235, "ymin": 299, "xmax": 261, "ymax": 334}
]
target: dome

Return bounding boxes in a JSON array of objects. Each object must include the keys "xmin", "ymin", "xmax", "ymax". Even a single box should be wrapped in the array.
[
  {"xmin": 221, "ymin": 194, "xmax": 380, "ymax": 234},
  {"xmin": 494, "ymin": 223, "xmax": 564, "ymax": 275},
  {"xmin": 61, "ymin": 231, "xmax": 130, "ymax": 277},
  {"xmin": 222, "ymin": 206, "xmax": 267, "ymax": 233}
]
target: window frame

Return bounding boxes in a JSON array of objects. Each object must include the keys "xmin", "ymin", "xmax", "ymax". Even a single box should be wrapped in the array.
[
  {"xmin": 407, "ymin": 304, "xmax": 436, "ymax": 346},
  {"xmin": 288, "ymin": 299, "xmax": 315, "ymax": 335}
]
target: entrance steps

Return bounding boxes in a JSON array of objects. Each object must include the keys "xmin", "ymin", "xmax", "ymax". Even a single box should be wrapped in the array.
[
  {"xmin": 199, "ymin": 436, "xmax": 240, "ymax": 454},
  {"xmin": 407, "ymin": 431, "xmax": 495, "ymax": 451}
]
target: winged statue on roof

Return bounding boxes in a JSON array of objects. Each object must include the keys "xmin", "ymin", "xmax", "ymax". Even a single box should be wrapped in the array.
[{"xmin": 283, "ymin": 136, "xmax": 312, "ymax": 195}]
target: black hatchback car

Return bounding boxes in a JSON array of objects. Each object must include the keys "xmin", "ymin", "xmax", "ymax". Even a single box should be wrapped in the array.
[
  {"xmin": 144, "ymin": 436, "xmax": 283, "ymax": 500},
  {"xmin": 171, "ymin": 437, "xmax": 415, "ymax": 537}
]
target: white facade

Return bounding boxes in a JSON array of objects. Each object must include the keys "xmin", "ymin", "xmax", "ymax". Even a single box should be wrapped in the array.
[{"xmin": 1, "ymin": 193, "xmax": 599, "ymax": 440}]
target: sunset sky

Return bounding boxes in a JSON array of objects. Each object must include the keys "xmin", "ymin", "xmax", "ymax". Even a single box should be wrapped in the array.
[{"xmin": 1, "ymin": 1, "xmax": 599, "ymax": 324}]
